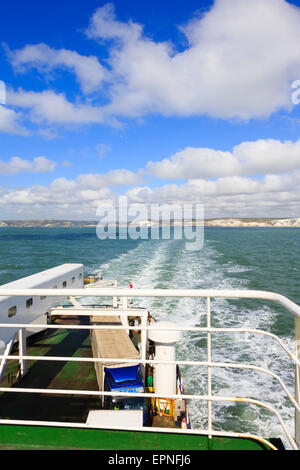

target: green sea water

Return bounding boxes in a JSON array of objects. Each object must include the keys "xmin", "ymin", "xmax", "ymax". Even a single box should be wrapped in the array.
[{"xmin": 0, "ymin": 226, "xmax": 299, "ymax": 447}]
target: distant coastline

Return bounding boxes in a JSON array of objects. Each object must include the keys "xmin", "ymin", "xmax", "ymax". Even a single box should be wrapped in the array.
[
  {"xmin": 0, "ymin": 218, "xmax": 300, "ymax": 228},
  {"xmin": 204, "ymin": 217, "xmax": 300, "ymax": 227}
]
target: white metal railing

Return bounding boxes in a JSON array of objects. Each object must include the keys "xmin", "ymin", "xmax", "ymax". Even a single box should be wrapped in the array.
[
  {"xmin": 85, "ymin": 279, "xmax": 118, "ymax": 288},
  {"xmin": 0, "ymin": 287, "xmax": 299, "ymax": 450}
]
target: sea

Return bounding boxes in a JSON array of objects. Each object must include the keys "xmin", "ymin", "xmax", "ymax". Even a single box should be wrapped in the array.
[{"xmin": 0, "ymin": 226, "xmax": 299, "ymax": 448}]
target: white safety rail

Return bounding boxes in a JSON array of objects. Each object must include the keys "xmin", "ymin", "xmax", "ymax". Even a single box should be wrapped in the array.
[
  {"xmin": 85, "ymin": 279, "xmax": 118, "ymax": 288},
  {"xmin": 0, "ymin": 287, "xmax": 300, "ymax": 450}
]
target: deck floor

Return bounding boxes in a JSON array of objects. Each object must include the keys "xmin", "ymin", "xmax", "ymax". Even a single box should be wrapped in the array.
[
  {"xmin": 0, "ymin": 316, "xmax": 101, "ymax": 423},
  {"xmin": 0, "ymin": 317, "xmax": 277, "ymax": 450}
]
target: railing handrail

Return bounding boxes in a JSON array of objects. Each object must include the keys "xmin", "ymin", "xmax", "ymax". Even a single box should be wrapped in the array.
[
  {"xmin": 0, "ymin": 374, "xmax": 296, "ymax": 449},
  {"xmin": 0, "ymin": 287, "xmax": 300, "ymax": 449},
  {"xmin": 0, "ymin": 319, "xmax": 298, "ymax": 448},
  {"xmin": 0, "ymin": 287, "xmax": 299, "ymax": 318}
]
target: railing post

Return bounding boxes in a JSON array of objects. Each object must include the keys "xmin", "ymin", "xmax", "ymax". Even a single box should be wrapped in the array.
[
  {"xmin": 18, "ymin": 328, "xmax": 27, "ymax": 377},
  {"xmin": 122, "ymin": 296, "xmax": 128, "ymax": 309},
  {"xmin": 207, "ymin": 296, "xmax": 212, "ymax": 438},
  {"xmin": 295, "ymin": 317, "xmax": 300, "ymax": 448},
  {"xmin": 141, "ymin": 312, "xmax": 147, "ymax": 381},
  {"xmin": 0, "ymin": 336, "xmax": 15, "ymax": 382}
]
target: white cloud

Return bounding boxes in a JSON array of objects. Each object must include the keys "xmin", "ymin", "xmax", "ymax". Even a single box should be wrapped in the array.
[
  {"xmin": 124, "ymin": 170, "xmax": 300, "ymax": 217},
  {"xmin": 147, "ymin": 138, "xmax": 300, "ymax": 179},
  {"xmin": 0, "ymin": 105, "xmax": 27, "ymax": 135},
  {"xmin": 7, "ymin": 88, "xmax": 105, "ymax": 125},
  {"xmin": 6, "ymin": 43, "xmax": 109, "ymax": 94},
  {"xmin": 0, "ymin": 165, "xmax": 299, "ymax": 219},
  {"xmin": 2, "ymin": 1, "xmax": 300, "ymax": 218},
  {"xmin": 147, "ymin": 147, "xmax": 239, "ymax": 179},
  {"xmin": 0, "ymin": 135, "xmax": 299, "ymax": 218},
  {"xmin": 0, "ymin": 156, "xmax": 56, "ymax": 175},
  {"xmin": 86, "ymin": 3, "xmax": 142, "ymax": 43},
  {"xmin": 84, "ymin": 0, "xmax": 300, "ymax": 121},
  {"xmin": 6, "ymin": 0, "xmax": 300, "ymax": 129},
  {"xmin": 76, "ymin": 169, "xmax": 143, "ymax": 188},
  {"xmin": 233, "ymin": 139, "xmax": 300, "ymax": 175}
]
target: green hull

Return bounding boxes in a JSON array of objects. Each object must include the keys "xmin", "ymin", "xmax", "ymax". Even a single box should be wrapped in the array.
[{"xmin": 0, "ymin": 423, "xmax": 271, "ymax": 450}]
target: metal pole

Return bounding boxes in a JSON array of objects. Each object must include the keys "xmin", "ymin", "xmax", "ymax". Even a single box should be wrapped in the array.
[
  {"xmin": 207, "ymin": 297, "xmax": 212, "ymax": 438},
  {"xmin": 18, "ymin": 328, "xmax": 27, "ymax": 377},
  {"xmin": 0, "ymin": 336, "xmax": 15, "ymax": 381},
  {"xmin": 295, "ymin": 317, "xmax": 300, "ymax": 448},
  {"xmin": 122, "ymin": 296, "xmax": 128, "ymax": 309},
  {"xmin": 141, "ymin": 311, "xmax": 147, "ymax": 380}
]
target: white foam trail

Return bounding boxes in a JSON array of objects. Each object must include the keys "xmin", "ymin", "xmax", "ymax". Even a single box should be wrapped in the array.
[{"xmin": 99, "ymin": 238, "xmax": 295, "ymax": 448}]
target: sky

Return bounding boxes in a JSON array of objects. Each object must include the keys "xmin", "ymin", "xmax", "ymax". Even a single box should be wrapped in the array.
[{"xmin": 1, "ymin": 0, "xmax": 300, "ymax": 220}]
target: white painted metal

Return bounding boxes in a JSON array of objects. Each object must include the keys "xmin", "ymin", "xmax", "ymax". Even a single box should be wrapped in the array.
[
  {"xmin": 68, "ymin": 296, "xmax": 82, "ymax": 308},
  {"xmin": 0, "ymin": 382, "xmax": 295, "ymax": 449},
  {"xmin": 295, "ymin": 316, "xmax": 300, "ymax": 448},
  {"xmin": 0, "ymin": 264, "xmax": 83, "ymax": 349},
  {"xmin": 2, "ymin": 347, "xmax": 299, "ymax": 417},
  {"xmin": 0, "ymin": 334, "xmax": 16, "ymax": 382},
  {"xmin": 18, "ymin": 328, "xmax": 27, "ymax": 377},
  {"xmin": 140, "ymin": 311, "xmax": 147, "ymax": 369},
  {"xmin": 0, "ymin": 286, "xmax": 300, "ymax": 449},
  {"xmin": 148, "ymin": 321, "xmax": 181, "ymax": 396},
  {"xmin": 1, "ymin": 287, "xmax": 299, "ymax": 317},
  {"xmin": 86, "ymin": 410, "xmax": 143, "ymax": 428},
  {"xmin": 0, "ymin": 327, "xmax": 299, "ymax": 448},
  {"xmin": 148, "ymin": 321, "xmax": 181, "ymax": 344},
  {"xmin": 50, "ymin": 308, "xmax": 149, "ymax": 316},
  {"xmin": 85, "ymin": 280, "xmax": 117, "ymax": 288},
  {"xmin": 206, "ymin": 297, "xmax": 212, "ymax": 439}
]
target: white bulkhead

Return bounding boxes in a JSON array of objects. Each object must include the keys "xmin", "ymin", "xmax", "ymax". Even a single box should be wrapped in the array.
[
  {"xmin": 0, "ymin": 264, "xmax": 84, "ymax": 350},
  {"xmin": 148, "ymin": 321, "xmax": 181, "ymax": 396}
]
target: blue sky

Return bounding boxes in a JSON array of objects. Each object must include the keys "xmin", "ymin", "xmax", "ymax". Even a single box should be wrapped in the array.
[{"xmin": 1, "ymin": 0, "xmax": 300, "ymax": 219}]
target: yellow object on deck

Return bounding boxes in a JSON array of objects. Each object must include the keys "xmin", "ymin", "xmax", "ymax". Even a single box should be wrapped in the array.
[{"xmin": 151, "ymin": 396, "xmax": 175, "ymax": 419}]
